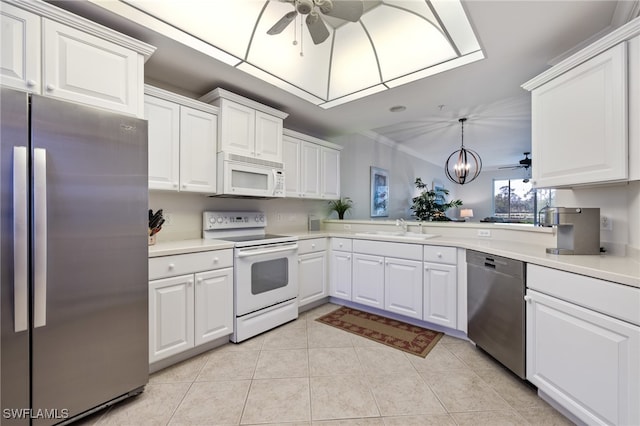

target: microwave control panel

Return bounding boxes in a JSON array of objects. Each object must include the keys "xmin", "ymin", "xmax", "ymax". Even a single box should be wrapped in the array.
[{"xmin": 274, "ymin": 170, "xmax": 285, "ymax": 196}]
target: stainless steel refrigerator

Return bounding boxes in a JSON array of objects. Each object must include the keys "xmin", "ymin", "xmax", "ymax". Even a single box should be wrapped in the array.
[{"xmin": 1, "ymin": 88, "xmax": 149, "ymax": 425}]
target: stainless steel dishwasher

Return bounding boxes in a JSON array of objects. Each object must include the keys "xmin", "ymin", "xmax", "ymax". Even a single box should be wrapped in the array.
[{"xmin": 467, "ymin": 250, "xmax": 526, "ymax": 379}]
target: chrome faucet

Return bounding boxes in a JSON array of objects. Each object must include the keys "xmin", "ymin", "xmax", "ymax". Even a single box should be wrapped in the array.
[{"xmin": 396, "ymin": 218, "xmax": 408, "ymax": 233}]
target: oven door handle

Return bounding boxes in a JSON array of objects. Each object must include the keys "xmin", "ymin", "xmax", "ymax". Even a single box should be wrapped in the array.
[{"xmin": 236, "ymin": 244, "xmax": 298, "ymax": 258}]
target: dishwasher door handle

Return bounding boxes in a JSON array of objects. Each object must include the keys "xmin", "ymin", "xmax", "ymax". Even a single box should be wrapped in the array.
[{"xmin": 484, "ymin": 262, "xmax": 496, "ymax": 269}]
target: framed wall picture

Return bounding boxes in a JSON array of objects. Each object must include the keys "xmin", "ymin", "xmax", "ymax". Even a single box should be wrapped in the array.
[{"xmin": 370, "ymin": 167, "xmax": 389, "ymax": 217}]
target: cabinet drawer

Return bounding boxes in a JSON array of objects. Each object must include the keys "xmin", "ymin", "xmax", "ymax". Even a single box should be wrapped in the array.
[
  {"xmin": 149, "ymin": 249, "xmax": 233, "ymax": 280},
  {"xmin": 527, "ymin": 264, "xmax": 640, "ymax": 326},
  {"xmin": 331, "ymin": 238, "xmax": 352, "ymax": 251},
  {"xmin": 423, "ymin": 246, "xmax": 457, "ymax": 264},
  {"xmin": 298, "ymin": 238, "xmax": 327, "ymax": 254},
  {"xmin": 352, "ymin": 239, "xmax": 422, "ymax": 260}
]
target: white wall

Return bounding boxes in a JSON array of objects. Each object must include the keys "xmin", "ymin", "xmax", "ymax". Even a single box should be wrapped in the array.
[
  {"xmin": 331, "ymin": 133, "xmax": 447, "ymax": 220},
  {"xmin": 555, "ymin": 182, "xmax": 638, "ymax": 251},
  {"xmin": 149, "ymin": 192, "xmax": 328, "ymax": 242}
]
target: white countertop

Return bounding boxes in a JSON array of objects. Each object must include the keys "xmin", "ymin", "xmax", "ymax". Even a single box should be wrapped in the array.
[
  {"xmin": 148, "ymin": 238, "xmax": 234, "ymax": 257},
  {"xmin": 148, "ymin": 232, "xmax": 639, "ymax": 288}
]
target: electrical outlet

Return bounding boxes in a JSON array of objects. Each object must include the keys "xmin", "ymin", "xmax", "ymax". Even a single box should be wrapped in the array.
[
  {"xmin": 343, "ymin": 224, "xmax": 352, "ymax": 230},
  {"xmin": 600, "ymin": 215, "xmax": 613, "ymax": 231},
  {"xmin": 477, "ymin": 229, "xmax": 491, "ymax": 237}
]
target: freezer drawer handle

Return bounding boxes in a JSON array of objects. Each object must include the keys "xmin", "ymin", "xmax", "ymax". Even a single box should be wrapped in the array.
[
  {"xmin": 34, "ymin": 148, "xmax": 48, "ymax": 328},
  {"xmin": 13, "ymin": 147, "xmax": 28, "ymax": 332}
]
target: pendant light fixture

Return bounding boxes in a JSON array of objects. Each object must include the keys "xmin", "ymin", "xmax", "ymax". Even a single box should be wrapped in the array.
[{"xmin": 445, "ymin": 118, "xmax": 482, "ymax": 185}]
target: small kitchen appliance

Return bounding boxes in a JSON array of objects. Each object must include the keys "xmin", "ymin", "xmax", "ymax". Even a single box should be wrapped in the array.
[
  {"xmin": 203, "ymin": 211, "xmax": 298, "ymax": 342},
  {"xmin": 540, "ymin": 207, "xmax": 601, "ymax": 255}
]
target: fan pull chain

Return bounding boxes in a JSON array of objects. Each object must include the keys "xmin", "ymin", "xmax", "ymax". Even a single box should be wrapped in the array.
[
  {"xmin": 292, "ymin": 13, "xmax": 298, "ymax": 46},
  {"xmin": 299, "ymin": 16, "xmax": 304, "ymax": 57}
]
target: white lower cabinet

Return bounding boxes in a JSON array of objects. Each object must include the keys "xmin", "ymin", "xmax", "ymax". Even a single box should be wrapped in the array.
[
  {"xmin": 526, "ymin": 264, "xmax": 640, "ymax": 426},
  {"xmin": 149, "ymin": 274, "xmax": 194, "ymax": 363},
  {"xmin": 423, "ymin": 262, "xmax": 457, "ymax": 327},
  {"xmin": 194, "ymin": 268, "xmax": 233, "ymax": 345},
  {"xmin": 148, "ymin": 249, "xmax": 233, "ymax": 364},
  {"xmin": 298, "ymin": 238, "xmax": 328, "ymax": 307},
  {"xmin": 352, "ymin": 253, "xmax": 385, "ymax": 309},
  {"xmin": 384, "ymin": 258, "xmax": 422, "ymax": 319},
  {"xmin": 329, "ymin": 238, "xmax": 353, "ymax": 300}
]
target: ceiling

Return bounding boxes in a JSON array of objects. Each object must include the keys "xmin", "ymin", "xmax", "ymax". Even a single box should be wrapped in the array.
[{"xmin": 51, "ymin": 0, "xmax": 634, "ymax": 170}]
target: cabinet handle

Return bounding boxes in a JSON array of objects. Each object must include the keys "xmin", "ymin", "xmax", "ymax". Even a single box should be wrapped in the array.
[
  {"xmin": 182, "ymin": 184, "xmax": 187, "ymax": 188},
  {"xmin": 46, "ymin": 84, "xmax": 55, "ymax": 92},
  {"xmin": 168, "ymin": 263, "xmax": 175, "ymax": 270},
  {"xmin": 347, "ymin": 256, "xmax": 351, "ymax": 260},
  {"xmin": 188, "ymin": 280, "xmax": 193, "ymax": 287},
  {"xmin": 26, "ymin": 80, "xmax": 37, "ymax": 88},
  {"xmin": 379, "ymin": 260, "xmax": 383, "ymax": 264},
  {"xmin": 311, "ymin": 244, "xmax": 316, "ymax": 248},
  {"xmin": 524, "ymin": 295, "xmax": 532, "ymax": 304},
  {"xmin": 425, "ymin": 266, "xmax": 430, "ymax": 271},
  {"xmin": 173, "ymin": 183, "xmax": 178, "ymax": 188},
  {"xmin": 197, "ymin": 278, "xmax": 203, "ymax": 284},
  {"xmin": 256, "ymin": 152, "xmax": 261, "ymax": 156},
  {"xmin": 213, "ymin": 257, "xmax": 219, "ymax": 263},
  {"xmin": 437, "ymin": 252, "xmax": 442, "ymax": 258}
]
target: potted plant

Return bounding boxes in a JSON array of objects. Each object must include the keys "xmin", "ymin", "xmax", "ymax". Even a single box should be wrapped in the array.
[
  {"xmin": 410, "ymin": 178, "xmax": 462, "ymax": 221},
  {"xmin": 328, "ymin": 197, "xmax": 353, "ymax": 220}
]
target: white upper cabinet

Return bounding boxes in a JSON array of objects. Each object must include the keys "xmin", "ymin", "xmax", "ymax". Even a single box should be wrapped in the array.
[
  {"xmin": 629, "ymin": 35, "xmax": 640, "ymax": 181},
  {"xmin": 0, "ymin": 0, "xmax": 154, "ymax": 117},
  {"xmin": 1, "ymin": 3, "xmax": 40, "ymax": 93},
  {"xmin": 145, "ymin": 85, "xmax": 218, "ymax": 193},
  {"xmin": 523, "ymin": 18, "xmax": 640, "ymax": 187},
  {"xmin": 282, "ymin": 129, "xmax": 342, "ymax": 200},
  {"xmin": 200, "ymin": 88, "xmax": 288, "ymax": 163}
]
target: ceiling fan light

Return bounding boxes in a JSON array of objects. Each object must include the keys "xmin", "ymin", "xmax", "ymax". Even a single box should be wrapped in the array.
[{"xmin": 296, "ymin": 0, "xmax": 314, "ymax": 15}]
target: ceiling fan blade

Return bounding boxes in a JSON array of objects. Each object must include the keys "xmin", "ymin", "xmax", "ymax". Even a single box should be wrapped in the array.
[
  {"xmin": 322, "ymin": 0, "xmax": 364, "ymax": 22},
  {"xmin": 267, "ymin": 11, "xmax": 297, "ymax": 35},
  {"xmin": 306, "ymin": 12, "xmax": 330, "ymax": 44}
]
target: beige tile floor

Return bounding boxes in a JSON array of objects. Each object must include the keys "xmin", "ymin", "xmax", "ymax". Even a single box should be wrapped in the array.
[{"xmin": 81, "ymin": 303, "xmax": 574, "ymax": 425}]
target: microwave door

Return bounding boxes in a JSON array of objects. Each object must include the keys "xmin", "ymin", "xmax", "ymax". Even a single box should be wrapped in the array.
[{"xmin": 225, "ymin": 163, "xmax": 273, "ymax": 196}]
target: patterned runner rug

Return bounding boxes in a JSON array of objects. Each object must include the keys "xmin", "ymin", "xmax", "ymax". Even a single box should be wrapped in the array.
[{"xmin": 315, "ymin": 306, "xmax": 443, "ymax": 358}]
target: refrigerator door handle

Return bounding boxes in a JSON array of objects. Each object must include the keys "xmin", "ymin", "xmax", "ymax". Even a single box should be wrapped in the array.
[
  {"xmin": 34, "ymin": 147, "xmax": 48, "ymax": 328},
  {"xmin": 13, "ymin": 146, "xmax": 28, "ymax": 332}
]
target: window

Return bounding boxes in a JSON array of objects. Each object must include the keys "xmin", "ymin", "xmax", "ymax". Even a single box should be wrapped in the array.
[{"xmin": 493, "ymin": 179, "xmax": 555, "ymax": 224}]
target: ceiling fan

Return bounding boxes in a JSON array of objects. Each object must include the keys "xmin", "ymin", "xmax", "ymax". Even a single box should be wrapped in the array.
[
  {"xmin": 267, "ymin": 0, "xmax": 365, "ymax": 45},
  {"xmin": 499, "ymin": 152, "xmax": 532, "ymax": 170}
]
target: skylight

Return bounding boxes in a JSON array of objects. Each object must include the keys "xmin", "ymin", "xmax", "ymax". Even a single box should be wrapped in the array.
[{"xmin": 124, "ymin": 0, "xmax": 484, "ymax": 108}]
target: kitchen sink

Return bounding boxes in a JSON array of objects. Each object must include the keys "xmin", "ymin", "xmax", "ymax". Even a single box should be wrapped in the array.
[{"xmin": 354, "ymin": 231, "xmax": 439, "ymax": 240}]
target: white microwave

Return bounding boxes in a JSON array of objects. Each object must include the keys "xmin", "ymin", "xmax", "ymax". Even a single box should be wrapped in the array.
[{"xmin": 215, "ymin": 152, "xmax": 285, "ymax": 198}]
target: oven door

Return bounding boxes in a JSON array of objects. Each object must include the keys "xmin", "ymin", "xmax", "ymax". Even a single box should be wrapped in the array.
[{"xmin": 234, "ymin": 242, "xmax": 298, "ymax": 316}]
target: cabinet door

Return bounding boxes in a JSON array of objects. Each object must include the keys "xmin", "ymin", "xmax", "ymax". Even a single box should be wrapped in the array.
[
  {"xmin": 330, "ymin": 251, "xmax": 352, "ymax": 300},
  {"xmin": 629, "ymin": 35, "xmax": 640, "ymax": 181},
  {"xmin": 385, "ymin": 258, "xmax": 422, "ymax": 320},
  {"xmin": 531, "ymin": 43, "xmax": 627, "ymax": 187},
  {"xmin": 149, "ymin": 275, "xmax": 194, "ymax": 363},
  {"xmin": 255, "ymin": 111, "xmax": 283, "ymax": 162},
  {"xmin": 219, "ymin": 99, "xmax": 254, "ymax": 156},
  {"xmin": 352, "ymin": 253, "xmax": 385, "ymax": 309},
  {"xmin": 180, "ymin": 106, "xmax": 217, "ymax": 193},
  {"xmin": 298, "ymin": 251, "xmax": 328, "ymax": 307},
  {"xmin": 42, "ymin": 19, "xmax": 140, "ymax": 116},
  {"xmin": 321, "ymin": 147, "xmax": 340, "ymax": 200},
  {"xmin": 301, "ymin": 142, "xmax": 321, "ymax": 198},
  {"xmin": 0, "ymin": 3, "xmax": 40, "ymax": 93},
  {"xmin": 194, "ymin": 268, "xmax": 233, "ymax": 345},
  {"xmin": 527, "ymin": 290, "xmax": 639, "ymax": 426},
  {"xmin": 282, "ymin": 136, "xmax": 301, "ymax": 197},
  {"xmin": 145, "ymin": 95, "xmax": 180, "ymax": 190},
  {"xmin": 423, "ymin": 262, "xmax": 457, "ymax": 328}
]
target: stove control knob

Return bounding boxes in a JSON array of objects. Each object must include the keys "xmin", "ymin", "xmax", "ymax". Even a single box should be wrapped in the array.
[
  {"xmin": 217, "ymin": 216, "xmax": 224, "ymax": 223},
  {"xmin": 259, "ymin": 215, "xmax": 265, "ymax": 222},
  {"xmin": 209, "ymin": 217, "xmax": 215, "ymax": 224}
]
